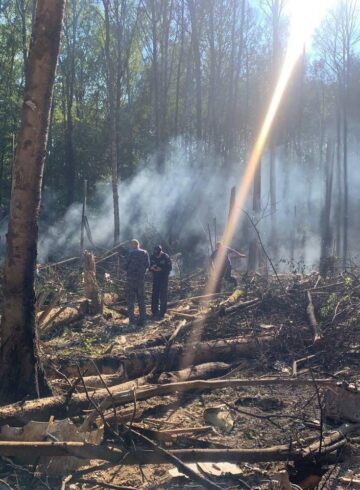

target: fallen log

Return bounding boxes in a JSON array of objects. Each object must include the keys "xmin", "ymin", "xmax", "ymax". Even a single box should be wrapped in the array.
[
  {"xmin": 51, "ymin": 373, "xmax": 148, "ymax": 393},
  {"xmin": 157, "ymin": 362, "xmax": 232, "ymax": 384},
  {"xmin": 58, "ymin": 334, "xmax": 272, "ymax": 378},
  {"xmin": 40, "ymin": 301, "xmax": 89, "ymax": 335},
  {"xmin": 0, "ymin": 377, "xmax": 334, "ymax": 426},
  {"xmin": 51, "ymin": 362, "xmax": 231, "ymax": 392},
  {"xmin": 0, "ymin": 433, "xmax": 347, "ymax": 465}
]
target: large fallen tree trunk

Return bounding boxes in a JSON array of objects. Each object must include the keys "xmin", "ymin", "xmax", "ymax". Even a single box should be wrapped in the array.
[
  {"xmin": 0, "ymin": 377, "xmax": 334, "ymax": 426},
  {"xmin": 51, "ymin": 373, "xmax": 149, "ymax": 393},
  {"xmin": 57, "ymin": 334, "xmax": 272, "ymax": 378},
  {"xmin": 0, "ymin": 426, "xmax": 352, "ymax": 464}
]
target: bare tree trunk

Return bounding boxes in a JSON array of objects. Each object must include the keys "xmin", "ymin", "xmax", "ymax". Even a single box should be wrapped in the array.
[
  {"xmin": 225, "ymin": 0, "xmax": 245, "ymax": 165},
  {"xmin": 335, "ymin": 100, "xmax": 343, "ymax": 258},
  {"xmin": 342, "ymin": 46, "xmax": 349, "ymax": 269},
  {"xmin": 0, "ymin": 0, "xmax": 65, "ymax": 403},
  {"xmin": 248, "ymin": 160, "xmax": 262, "ymax": 272},
  {"xmin": 207, "ymin": 0, "xmax": 216, "ymax": 147},
  {"xmin": 150, "ymin": 0, "xmax": 161, "ymax": 160},
  {"xmin": 320, "ymin": 140, "xmax": 335, "ymax": 276},
  {"xmin": 228, "ymin": 186, "xmax": 236, "ymax": 223},
  {"xmin": 174, "ymin": 0, "xmax": 185, "ymax": 134},
  {"xmin": 188, "ymin": 0, "xmax": 202, "ymax": 141},
  {"xmin": 63, "ymin": 0, "xmax": 79, "ymax": 206},
  {"xmin": 0, "ymin": 148, "xmax": 4, "ymax": 209},
  {"xmin": 269, "ymin": 0, "xmax": 281, "ymax": 259},
  {"xmin": 103, "ymin": 0, "xmax": 120, "ymax": 245}
]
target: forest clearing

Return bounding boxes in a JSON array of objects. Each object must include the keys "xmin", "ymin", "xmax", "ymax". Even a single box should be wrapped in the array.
[
  {"xmin": 1, "ymin": 0, "xmax": 360, "ymax": 488},
  {"xmin": 2, "ymin": 262, "xmax": 360, "ymax": 489}
]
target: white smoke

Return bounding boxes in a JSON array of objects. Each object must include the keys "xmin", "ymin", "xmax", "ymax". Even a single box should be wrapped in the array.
[{"xmin": 36, "ymin": 137, "xmax": 360, "ymax": 271}]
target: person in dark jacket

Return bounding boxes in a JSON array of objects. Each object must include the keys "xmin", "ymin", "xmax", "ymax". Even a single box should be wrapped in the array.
[
  {"xmin": 210, "ymin": 241, "xmax": 246, "ymax": 292},
  {"xmin": 149, "ymin": 245, "xmax": 172, "ymax": 319},
  {"xmin": 124, "ymin": 239, "xmax": 150, "ymax": 326}
]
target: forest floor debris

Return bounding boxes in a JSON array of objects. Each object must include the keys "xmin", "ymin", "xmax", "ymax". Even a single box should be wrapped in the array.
[{"xmin": 2, "ymin": 263, "xmax": 360, "ymax": 488}]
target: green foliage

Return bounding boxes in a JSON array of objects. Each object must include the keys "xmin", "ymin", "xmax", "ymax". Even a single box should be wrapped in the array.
[
  {"xmin": 83, "ymin": 336, "xmax": 100, "ymax": 353},
  {"xmin": 0, "ymin": 0, "xmax": 359, "ymax": 238},
  {"xmin": 320, "ymin": 293, "xmax": 338, "ymax": 318}
]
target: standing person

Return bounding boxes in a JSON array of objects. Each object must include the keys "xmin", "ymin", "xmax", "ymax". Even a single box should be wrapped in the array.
[
  {"xmin": 150, "ymin": 245, "xmax": 172, "ymax": 319},
  {"xmin": 124, "ymin": 239, "xmax": 150, "ymax": 326},
  {"xmin": 210, "ymin": 241, "xmax": 246, "ymax": 292}
]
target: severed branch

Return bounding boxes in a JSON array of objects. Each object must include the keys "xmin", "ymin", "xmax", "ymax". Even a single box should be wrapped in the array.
[{"xmin": 306, "ymin": 291, "xmax": 322, "ymax": 342}]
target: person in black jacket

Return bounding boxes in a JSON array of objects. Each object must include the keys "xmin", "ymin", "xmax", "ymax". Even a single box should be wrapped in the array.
[{"xmin": 149, "ymin": 245, "xmax": 172, "ymax": 319}]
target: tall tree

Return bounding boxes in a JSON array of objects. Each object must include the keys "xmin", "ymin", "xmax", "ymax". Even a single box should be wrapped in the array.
[
  {"xmin": 61, "ymin": 0, "xmax": 82, "ymax": 205},
  {"xmin": 188, "ymin": 0, "xmax": 203, "ymax": 141},
  {"xmin": 103, "ymin": 0, "xmax": 120, "ymax": 244},
  {"xmin": 0, "ymin": 0, "xmax": 65, "ymax": 402}
]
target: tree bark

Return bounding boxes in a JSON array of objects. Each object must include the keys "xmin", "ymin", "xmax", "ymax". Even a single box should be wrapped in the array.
[
  {"xmin": 248, "ymin": 159, "xmax": 262, "ymax": 272},
  {"xmin": 59, "ymin": 333, "xmax": 269, "ymax": 379},
  {"xmin": 0, "ymin": 0, "xmax": 65, "ymax": 403}
]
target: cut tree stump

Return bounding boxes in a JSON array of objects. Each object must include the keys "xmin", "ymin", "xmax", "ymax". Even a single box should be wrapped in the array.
[{"xmin": 83, "ymin": 251, "xmax": 103, "ymax": 315}]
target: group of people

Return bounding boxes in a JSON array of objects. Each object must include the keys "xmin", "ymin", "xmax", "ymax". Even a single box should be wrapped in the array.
[
  {"xmin": 124, "ymin": 239, "xmax": 246, "ymax": 326},
  {"xmin": 124, "ymin": 239, "xmax": 172, "ymax": 326}
]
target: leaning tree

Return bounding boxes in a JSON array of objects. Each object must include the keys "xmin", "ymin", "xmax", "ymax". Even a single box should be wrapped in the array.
[{"xmin": 0, "ymin": 0, "xmax": 66, "ymax": 402}]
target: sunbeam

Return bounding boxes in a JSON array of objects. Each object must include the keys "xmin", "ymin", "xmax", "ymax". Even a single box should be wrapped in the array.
[{"xmin": 181, "ymin": 0, "xmax": 339, "ymax": 369}]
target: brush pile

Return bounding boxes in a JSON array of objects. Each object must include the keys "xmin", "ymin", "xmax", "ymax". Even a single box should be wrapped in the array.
[{"xmin": 1, "ymin": 256, "xmax": 360, "ymax": 489}]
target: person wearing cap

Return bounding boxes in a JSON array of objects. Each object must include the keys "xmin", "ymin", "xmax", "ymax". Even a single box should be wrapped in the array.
[
  {"xmin": 124, "ymin": 239, "xmax": 150, "ymax": 326},
  {"xmin": 149, "ymin": 245, "xmax": 172, "ymax": 319},
  {"xmin": 210, "ymin": 241, "xmax": 246, "ymax": 292}
]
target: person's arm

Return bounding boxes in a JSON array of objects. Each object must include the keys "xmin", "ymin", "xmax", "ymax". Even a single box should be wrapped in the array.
[
  {"xmin": 226, "ymin": 246, "xmax": 246, "ymax": 258},
  {"xmin": 149, "ymin": 255, "xmax": 156, "ymax": 271},
  {"xmin": 144, "ymin": 251, "xmax": 150, "ymax": 270},
  {"xmin": 165, "ymin": 255, "xmax": 172, "ymax": 273}
]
